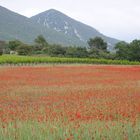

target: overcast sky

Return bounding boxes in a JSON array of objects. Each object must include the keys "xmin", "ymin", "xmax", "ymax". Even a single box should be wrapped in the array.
[{"xmin": 0, "ymin": 0, "xmax": 140, "ymax": 42}]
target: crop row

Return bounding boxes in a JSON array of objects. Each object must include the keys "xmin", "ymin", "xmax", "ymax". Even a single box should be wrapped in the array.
[{"xmin": 0, "ymin": 55, "xmax": 140, "ymax": 65}]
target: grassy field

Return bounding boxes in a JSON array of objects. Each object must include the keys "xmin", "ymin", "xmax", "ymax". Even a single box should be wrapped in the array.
[
  {"xmin": 0, "ymin": 55, "xmax": 140, "ymax": 65},
  {"xmin": 0, "ymin": 65, "xmax": 140, "ymax": 139}
]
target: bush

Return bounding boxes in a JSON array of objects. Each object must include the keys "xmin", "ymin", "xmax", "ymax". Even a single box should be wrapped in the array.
[
  {"xmin": 66, "ymin": 47, "xmax": 88, "ymax": 58},
  {"xmin": 17, "ymin": 44, "xmax": 33, "ymax": 55},
  {"xmin": 47, "ymin": 44, "xmax": 66, "ymax": 56},
  {"xmin": 0, "ymin": 49, "xmax": 3, "ymax": 55},
  {"xmin": 0, "ymin": 40, "xmax": 7, "ymax": 55},
  {"xmin": 8, "ymin": 40, "xmax": 22, "ymax": 51}
]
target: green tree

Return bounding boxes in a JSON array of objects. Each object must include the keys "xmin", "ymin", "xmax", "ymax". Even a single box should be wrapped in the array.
[
  {"xmin": 88, "ymin": 37, "xmax": 107, "ymax": 51},
  {"xmin": 34, "ymin": 35, "xmax": 48, "ymax": 51},
  {"xmin": 8, "ymin": 40, "xmax": 22, "ymax": 51},
  {"xmin": 48, "ymin": 44, "xmax": 66, "ymax": 57},
  {"xmin": 129, "ymin": 40, "xmax": 140, "ymax": 61},
  {"xmin": 17, "ymin": 44, "xmax": 33, "ymax": 55},
  {"xmin": 115, "ymin": 41, "xmax": 130, "ymax": 60},
  {"xmin": 0, "ymin": 41, "xmax": 7, "ymax": 55},
  {"xmin": 66, "ymin": 47, "xmax": 88, "ymax": 58},
  {"xmin": 0, "ymin": 48, "xmax": 3, "ymax": 55}
]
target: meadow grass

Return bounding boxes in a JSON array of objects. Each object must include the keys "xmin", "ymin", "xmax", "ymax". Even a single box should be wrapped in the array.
[{"xmin": 0, "ymin": 120, "xmax": 140, "ymax": 140}]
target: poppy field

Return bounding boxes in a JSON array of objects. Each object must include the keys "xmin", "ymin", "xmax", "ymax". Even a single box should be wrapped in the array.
[{"xmin": 0, "ymin": 65, "xmax": 140, "ymax": 140}]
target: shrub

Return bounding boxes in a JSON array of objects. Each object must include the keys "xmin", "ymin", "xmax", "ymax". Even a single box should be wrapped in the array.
[
  {"xmin": 8, "ymin": 40, "xmax": 22, "ymax": 51},
  {"xmin": 0, "ymin": 49, "xmax": 3, "ymax": 55},
  {"xmin": 47, "ymin": 44, "xmax": 66, "ymax": 56},
  {"xmin": 17, "ymin": 44, "xmax": 33, "ymax": 55},
  {"xmin": 66, "ymin": 47, "xmax": 88, "ymax": 58}
]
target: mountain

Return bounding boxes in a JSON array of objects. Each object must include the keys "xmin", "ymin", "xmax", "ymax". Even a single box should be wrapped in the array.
[
  {"xmin": 0, "ymin": 6, "xmax": 83, "ymax": 46},
  {"xmin": 30, "ymin": 9, "xmax": 119, "ymax": 49},
  {"xmin": 0, "ymin": 6, "xmax": 119, "ymax": 49},
  {"xmin": 0, "ymin": 6, "xmax": 43, "ymax": 42}
]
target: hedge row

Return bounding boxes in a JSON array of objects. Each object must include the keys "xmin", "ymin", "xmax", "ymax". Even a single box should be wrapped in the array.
[{"xmin": 0, "ymin": 55, "xmax": 140, "ymax": 65}]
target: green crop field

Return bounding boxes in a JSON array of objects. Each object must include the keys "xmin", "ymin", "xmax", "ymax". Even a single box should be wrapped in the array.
[{"xmin": 0, "ymin": 55, "xmax": 140, "ymax": 65}]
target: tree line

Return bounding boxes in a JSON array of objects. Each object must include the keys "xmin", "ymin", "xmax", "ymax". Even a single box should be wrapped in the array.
[{"xmin": 0, "ymin": 35, "xmax": 140, "ymax": 61}]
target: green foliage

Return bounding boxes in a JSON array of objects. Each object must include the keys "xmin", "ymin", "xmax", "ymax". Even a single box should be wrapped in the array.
[
  {"xmin": 66, "ymin": 47, "xmax": 88, "ymax": 58},
  {"xmin": 1, "ymin": 35, "xmax": 140, "ymax": 62},
  {"xmin": 129, "ymin": 40, "xmax": 140, "ymax": 61},
  {"xmin": 115, "ymin": 40, "xmax": 140, "ymax": 61},
  {"xmin": 0, "ymin": 55, "xmax": 139, "ymax": 65},
  {"xmin": 17, "ymin": 44, "xmax": 33, "ymax": 55},
  {"xmin": 88, "ymin": 48, "xmax": 113, "ymax": 59},
  {"xmin": 0, "ymin": 49, "xmax": 3, "ymax": 55},
  {"xmin": 47, "ymin": 44, "xmax": 66, "ymax": 56},
  {"xmin": 8, "ymin": 40, "xmax": 22, "ymax": 51},
  {"xmin": 88, "ymin": 37, "xmax": 107, "ymax": 51},
  {"xmin": 115, "ymin": 41, "xmax": 130, "ymax": 60},
  {"xmin": 87, "ymin": 37, "xmax": 109, "ymax": 59},
  {"xmin": 0, "ymin": 41, "xmax": 6, "ymax": 55},
  {"xmin": 34, "ymin": 35, "xmax": 48, "ymax": 45},
  {"xmin": 34, "ymin": 35, "xmax": 49, "ymax": 52}
]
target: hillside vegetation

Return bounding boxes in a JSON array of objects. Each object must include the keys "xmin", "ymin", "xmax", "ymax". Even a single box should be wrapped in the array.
[{"xmin": 0, "ymin": 34, "xmax": 140, "ymax": 64}]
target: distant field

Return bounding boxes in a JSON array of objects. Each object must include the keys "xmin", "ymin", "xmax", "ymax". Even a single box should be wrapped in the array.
[
  {"xmin": 0, "ymin": 55, "xmax": 140, "ymax": 65},
  {"xmin": 0, "ymin": 65, "xmax": 140, "ymax": 139}
]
